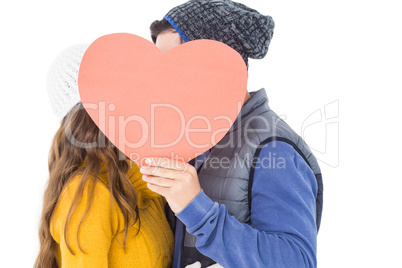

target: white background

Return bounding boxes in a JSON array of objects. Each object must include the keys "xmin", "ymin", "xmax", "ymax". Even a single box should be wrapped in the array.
[{"xmin": 1, "ymin": 0, "xmax": 401, "ymax": 267}]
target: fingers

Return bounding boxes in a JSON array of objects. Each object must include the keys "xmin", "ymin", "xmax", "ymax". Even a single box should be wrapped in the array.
[
  {"xmin": 142, "ymin": 174, "xmax": 174, "ymax": 188},
  {"xmin": 139, "ymin": 157, "xmax": 202, "ymax": 214},
  {"xmin": 146, "ymin": 182, "xmax": 170, "ymax": 196},
  {"xmin": 140, "ymin": 157, "xmax": 197, "ymax": 179},
  {"xmin": 140, "ymin": 165, "xmax": 182, "ymax": 180},
  {"xmin": 144, "ymin": 157, "xmax": 190, "ymax": 172}
]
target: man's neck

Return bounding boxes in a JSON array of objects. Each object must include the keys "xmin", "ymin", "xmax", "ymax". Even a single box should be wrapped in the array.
[{"xmin": 244, "ymin": 91, "xmax": 250, "ymax": 103}]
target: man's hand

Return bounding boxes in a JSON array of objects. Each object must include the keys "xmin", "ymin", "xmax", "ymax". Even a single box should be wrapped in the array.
[
  {"xmin": 185, "ymin": 262, "xmax": 223, "ymax": 268},
  {"xmin": 140, "ymin": 157, "xmax": 201, "ymax": 214}
]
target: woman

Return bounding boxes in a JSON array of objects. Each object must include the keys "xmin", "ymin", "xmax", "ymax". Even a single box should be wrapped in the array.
[{"xmin": 34, "ymin": 45, "xmax": 173, "ymax": 267}]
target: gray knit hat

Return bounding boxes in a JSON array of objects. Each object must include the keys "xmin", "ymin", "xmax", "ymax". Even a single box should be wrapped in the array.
[
  {"xmin": 164, "ymin": 0, "xmax": 275, "ymax": 67},
  {"xmin": 47, "ymin": 44, "xmax": 89, "ymax": 121}
]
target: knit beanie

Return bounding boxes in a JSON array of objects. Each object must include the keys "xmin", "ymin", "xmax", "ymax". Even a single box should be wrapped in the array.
[
  {"xmin": 47, "ymin": 44, "xmax": 89, "ymax": 121},
  {"xmin": 164, "ymin": 0, "xmax": 275, "ymax": 67}
]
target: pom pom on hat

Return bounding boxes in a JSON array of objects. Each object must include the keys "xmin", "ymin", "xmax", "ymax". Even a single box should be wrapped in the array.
[
  {"xmin": 164, "ymin": 0, "xmax": 275, "ymax": 68},
  {"xmin": 47, "ymin": 44, "xmax": 89, "ymax": 121}
]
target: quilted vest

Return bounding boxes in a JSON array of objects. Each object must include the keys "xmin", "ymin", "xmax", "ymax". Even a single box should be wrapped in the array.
[{"xmin": 181, "ymin": 88, "xmax": 323, "ymax": 267}]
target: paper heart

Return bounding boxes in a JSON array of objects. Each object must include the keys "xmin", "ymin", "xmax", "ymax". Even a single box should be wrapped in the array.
[{"xmin": 78, "ymin": 33, "xmax": 247, "ymax": 165}]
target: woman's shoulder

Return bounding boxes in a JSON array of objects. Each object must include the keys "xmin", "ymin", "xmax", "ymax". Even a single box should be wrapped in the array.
[
  {"xmin": 126, "ymin": 160, "xmax": 165, "ymax": 206},
  {"xmin": 126, "ymin": 160, "xmax": 148, "ymax": 192},
  {"xmin": 50, "ymin": 174, "xmax": 116, "ymax": 240},
  {"xmin": 61, "ymin": 174, "xmax": 111, "ymax": 203}
]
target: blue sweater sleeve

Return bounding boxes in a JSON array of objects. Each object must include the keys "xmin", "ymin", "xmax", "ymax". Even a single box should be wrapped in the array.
[{"xmin": 176, "ymin": 141, "xmax": 318, "ymax": 268}]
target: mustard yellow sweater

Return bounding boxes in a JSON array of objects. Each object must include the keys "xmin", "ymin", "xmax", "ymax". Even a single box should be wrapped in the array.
[{"xmin": 50, "ymin": 161, "xmax": 174, "ymax": 267}]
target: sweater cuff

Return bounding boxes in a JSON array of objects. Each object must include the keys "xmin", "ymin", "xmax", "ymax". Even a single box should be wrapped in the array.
[{"xmin": 176, "ymin": 190, "xmax": 215, "ymax": 228}]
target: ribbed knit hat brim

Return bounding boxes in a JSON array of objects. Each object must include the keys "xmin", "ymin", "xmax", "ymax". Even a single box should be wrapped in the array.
[{"xmin": 165, "ymin": 0, "xmax": 275, "ymax": 67}]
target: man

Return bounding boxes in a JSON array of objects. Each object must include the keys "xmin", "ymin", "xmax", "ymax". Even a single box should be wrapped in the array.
[{"xmin": 140, "ymin": 1, "xmax": 323, "ymax": 267}]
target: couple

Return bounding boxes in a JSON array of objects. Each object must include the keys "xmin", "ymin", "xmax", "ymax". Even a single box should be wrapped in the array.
[{"xmin": 35, "ymin": 0, "xmax": 323, "ymax": 267}]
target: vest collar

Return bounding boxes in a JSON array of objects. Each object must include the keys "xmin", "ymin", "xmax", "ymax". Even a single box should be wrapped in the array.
[{"xmin": 233, "ymin": 88, "xmax": 270, "ymax": 127}]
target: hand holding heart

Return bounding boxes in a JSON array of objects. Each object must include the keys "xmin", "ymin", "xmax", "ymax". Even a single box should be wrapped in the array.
[{"xmin": 140, "ymin": 157, "xmax": 201, "ymax": 214}]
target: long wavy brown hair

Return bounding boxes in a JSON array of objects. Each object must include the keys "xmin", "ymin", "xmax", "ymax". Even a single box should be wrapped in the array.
[{"xmin": 34, "ymin": 103, "xmax": 140, "ymax": 268}]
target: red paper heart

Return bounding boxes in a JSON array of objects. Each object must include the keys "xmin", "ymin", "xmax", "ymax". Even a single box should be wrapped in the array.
[{"xmin": 78, "ymin": 33, "xmax": 247, "ymax": 164}]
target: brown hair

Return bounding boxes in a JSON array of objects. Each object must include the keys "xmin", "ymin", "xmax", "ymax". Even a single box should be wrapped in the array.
[
  {"xmin": 34, "ymin": 103, "xmax": 139, "ymax": 268},
  {"xmin": 150, "ymin": 19, "xmax": 177, "ymax": 44}
]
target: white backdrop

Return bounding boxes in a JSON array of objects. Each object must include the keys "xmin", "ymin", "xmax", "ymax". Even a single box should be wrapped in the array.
[{"xmin": 1, "ymin": 0, "xmax": 401, "ymax": 267}]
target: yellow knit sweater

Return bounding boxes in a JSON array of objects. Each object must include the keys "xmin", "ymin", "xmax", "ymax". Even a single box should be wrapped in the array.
[{"xmin": 50, "ymin": 161, "xmax": 174, "ymax": 267}]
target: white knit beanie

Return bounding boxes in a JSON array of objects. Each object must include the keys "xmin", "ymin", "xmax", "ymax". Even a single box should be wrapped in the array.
[{"xmin": 47, "ymin": 44, "xmax": 89, "ymax": 121}]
